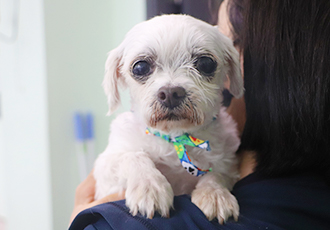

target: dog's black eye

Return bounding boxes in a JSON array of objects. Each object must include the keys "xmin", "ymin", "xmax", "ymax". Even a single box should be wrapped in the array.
[
  {"xmin": 132, "ymin": 61, "xmax": 151, "ymax": 76},
  {"xmin": 196, "ymin": 56, "xmax": 217, "ymax": 76}
]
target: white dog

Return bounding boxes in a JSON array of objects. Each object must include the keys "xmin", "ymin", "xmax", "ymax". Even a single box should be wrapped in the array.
[{"xmin": 94, "ymin": 14, "xmax": 244, "ymax": 224}]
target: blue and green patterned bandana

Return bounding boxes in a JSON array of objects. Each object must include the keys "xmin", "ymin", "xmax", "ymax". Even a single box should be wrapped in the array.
[{"xmin": 146, "ymin": 128, "xmax": 212, "ymax": 177}]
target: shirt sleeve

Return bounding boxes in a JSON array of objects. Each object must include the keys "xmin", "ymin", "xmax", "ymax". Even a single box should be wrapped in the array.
[{"xmin": 68, "ymin": 194, "xmax": 270, "ymax": 230}]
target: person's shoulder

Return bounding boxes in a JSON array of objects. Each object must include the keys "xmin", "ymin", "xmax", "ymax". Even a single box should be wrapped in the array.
[
  {"xmin": 233, "ymin": 172, "xmax": 330, "ymax": 230},
  {"xmin": 69, "ymin": 194, "xmax": 277, "ymax": 230}
]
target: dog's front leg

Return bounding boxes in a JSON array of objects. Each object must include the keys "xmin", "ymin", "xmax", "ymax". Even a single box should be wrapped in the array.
[
  {"xmin": 191, "ymin": 173, "xmax": 239, "ymax": 224},
  {"xmin": 124, "ymin": 150, "xmax": 174, "ymax": 218}
]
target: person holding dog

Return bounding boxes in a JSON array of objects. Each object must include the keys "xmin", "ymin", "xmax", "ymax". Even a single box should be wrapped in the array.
[{"xmin": 69, "ymin": 0, "xmax": 330, "ymax": 229}]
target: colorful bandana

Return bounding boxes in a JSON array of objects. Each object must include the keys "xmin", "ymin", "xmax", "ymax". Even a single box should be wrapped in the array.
[{"xmin": 146, "ymin": 128, "xmax": 212, "ymax": 177}]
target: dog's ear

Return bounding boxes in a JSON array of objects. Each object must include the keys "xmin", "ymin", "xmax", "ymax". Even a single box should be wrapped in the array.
[
  {"xmin": 224, "ymin": 46, "xmax": 244, "ymax": 98},
  {"xmin": 102, "ymin": 47, "xmax": 124, "ymax": 115}
]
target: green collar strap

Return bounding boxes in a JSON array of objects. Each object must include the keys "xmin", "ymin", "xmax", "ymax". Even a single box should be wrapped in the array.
[{"xmin": 146, "ymin": 128, "xmax": 212, "ymax": 177}]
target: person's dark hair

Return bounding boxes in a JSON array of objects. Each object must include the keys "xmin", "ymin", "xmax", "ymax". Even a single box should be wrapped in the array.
[{"xmin": 240, "ymin": 0, "xmax": 330, "ymax": 178}]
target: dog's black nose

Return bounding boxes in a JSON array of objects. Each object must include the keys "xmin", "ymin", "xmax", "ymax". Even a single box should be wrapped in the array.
[{"xmin": 157, "ymin": 86, "xmax": 186, "ymax": 109}]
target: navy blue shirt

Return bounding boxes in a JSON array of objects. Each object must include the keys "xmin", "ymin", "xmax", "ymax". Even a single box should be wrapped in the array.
[{"xmin": 69, "ymin": 172, "xmax": 330, "ymax": 230}]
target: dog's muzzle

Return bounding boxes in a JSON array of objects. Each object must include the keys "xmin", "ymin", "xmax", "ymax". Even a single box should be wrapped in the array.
[
  {"xmin": 149, "ymin": 86, "xmax": 203, "ymax": 128},
  {"xmin": 157, "ymin": 86, "xmax": 186, "ymax": 109}
]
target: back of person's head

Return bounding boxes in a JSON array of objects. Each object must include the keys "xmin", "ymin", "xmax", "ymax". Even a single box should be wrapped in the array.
[{"xmin": 239, "ymin": 0, "xmax": 330, "ymax": 178}]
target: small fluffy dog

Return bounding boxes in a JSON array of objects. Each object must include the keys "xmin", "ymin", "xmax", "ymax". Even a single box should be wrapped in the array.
[{"xmin": 94, "ymin": 14, "xmax": 244, "ymax": 223}]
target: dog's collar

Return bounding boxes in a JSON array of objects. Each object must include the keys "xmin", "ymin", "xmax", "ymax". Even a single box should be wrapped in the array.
[{"xmin": 146, "ymin": 128, "xmax": 212, "ymax": 177}]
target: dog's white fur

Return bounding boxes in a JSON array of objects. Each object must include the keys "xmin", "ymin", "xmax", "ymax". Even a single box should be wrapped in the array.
[{"xmin": 94, "ymin": 14, "xmax": 244, "ymax": 223}]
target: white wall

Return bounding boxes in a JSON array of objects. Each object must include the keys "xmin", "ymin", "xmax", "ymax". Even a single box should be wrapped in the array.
[
  {"xmin": 0, "ymin": 0, "xmax": 53, "ymax": 229},
  {"xmin": 0, "ymin": 0, "xmax": 146, "ymax": 229}
]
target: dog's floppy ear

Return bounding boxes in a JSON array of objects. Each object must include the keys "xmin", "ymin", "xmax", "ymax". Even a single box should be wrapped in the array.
[
  {"xmin": 102, "ymin": 47, "xmax": 124, "ymax": 115},
  {"xmin": 224, "ymin": 46, "xmax": 244, "ymax": 98}
]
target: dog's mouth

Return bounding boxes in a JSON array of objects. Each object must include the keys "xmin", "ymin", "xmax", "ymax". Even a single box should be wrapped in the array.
[
  {"xmin": 148, "ymin": 99, "xmax": 204, "ymax": 129},
  {"xmin": 150, "ymin": 109, "xmax": 189, "ymax": 123},
  {"xmin": 163, "ymin": 113, "xmax": 183, "ymax": 121}
]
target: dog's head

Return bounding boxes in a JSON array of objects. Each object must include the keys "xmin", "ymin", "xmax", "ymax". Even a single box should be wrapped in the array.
[{"xmin": 103, "ymin": 14, "xmax": 243, "ymax": 133}]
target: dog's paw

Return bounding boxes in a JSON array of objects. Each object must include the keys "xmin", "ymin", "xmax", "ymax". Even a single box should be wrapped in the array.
[
  {"xmin": 192, "ymin": 185, "xmax": 239, "ymax": 224},
  {"xmin": 125, "ymin": 173, "xmax": 174, "ymax": 218}
]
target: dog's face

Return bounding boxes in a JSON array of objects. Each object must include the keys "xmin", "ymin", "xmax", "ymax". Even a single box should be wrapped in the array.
[{"xmin": 103, "ymin": 15, "xmax": 243, "ymax": 133}]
